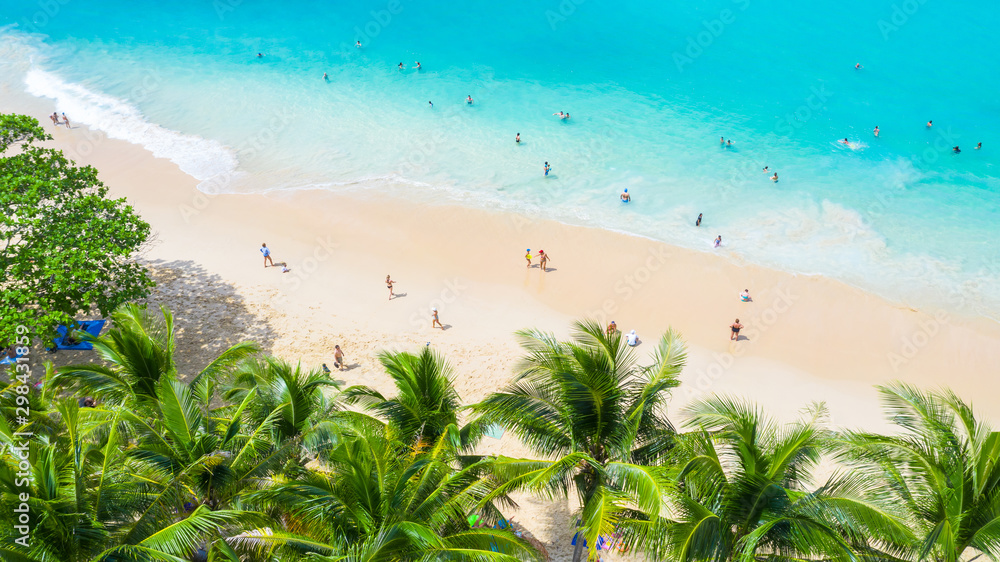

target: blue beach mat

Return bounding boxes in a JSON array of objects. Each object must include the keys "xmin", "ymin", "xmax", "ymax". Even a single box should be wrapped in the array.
[
  {"xmin": 0, "ymin": 350, "xmax": 25, "ymax": 365},
  {"xmin": 50, "ymin": 320, "xmax": 106, "ymax": 351}
]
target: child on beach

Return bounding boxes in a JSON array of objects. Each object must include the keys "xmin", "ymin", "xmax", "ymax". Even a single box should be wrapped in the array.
[
  {"xmin": 260, "ymin": 243, "xmax": 274, "ymax": 267},
  {"xmin": 713, "ymin": 236, "xmax": 722, "ymax": 248},
  {"xmin": 525, "ymin": 249, "xmax": 532, "ymax": 268},
  {"xmin": 334, "ymin": 345, "xmax": 345, "ymax": 370}
]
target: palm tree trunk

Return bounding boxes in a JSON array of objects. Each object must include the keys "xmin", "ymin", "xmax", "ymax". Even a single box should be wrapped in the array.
[{"xmin": 572, "ymin": 533, "xmax": 586, "ymax": 562}]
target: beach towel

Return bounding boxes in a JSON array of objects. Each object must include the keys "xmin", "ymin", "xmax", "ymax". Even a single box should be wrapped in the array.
[
  {"xmin": 0, "ymin": 349, "xmax": 24, "ymax": 365},
  {"xmin": 50, "ymin": 320, "xmax": 106, "ymax": 351}
]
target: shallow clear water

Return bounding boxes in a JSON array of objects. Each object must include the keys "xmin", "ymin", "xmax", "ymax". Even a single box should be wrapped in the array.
[{"xmin": 1, "ymin": 0, "xmax": 998, "ymax": 317}]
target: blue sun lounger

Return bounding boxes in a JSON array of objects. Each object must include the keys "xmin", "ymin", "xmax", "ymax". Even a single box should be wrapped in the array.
[{"xmin": 49, "ymin": 320, "xmax": 106, "ymax": 351}]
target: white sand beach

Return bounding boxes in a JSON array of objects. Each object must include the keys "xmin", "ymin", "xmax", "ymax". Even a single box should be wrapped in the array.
[{"xmin": 6, "ymin": 88, "xmax": 1000, "ymax": 559}]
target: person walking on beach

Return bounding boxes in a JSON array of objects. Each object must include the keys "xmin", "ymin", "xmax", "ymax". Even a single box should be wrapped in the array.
[
  {"xmin": 386, "ymin": 275, "xmax": 396, "ymax": 300},
  {"xmin": 525, "ymin": 249, "xmax": 532, "ymax": 268},
  {"xmin": 696, "ymin": 213, "xmax": 703, "ymax": 226},
  {"xmin": 334, "ymin": 345, "xmax": 345, "ymax": 370},
  {"xmin": 260, "ymin": 243, "xmax": 274, "ymax": 268},
  {"xmin": 538, "ymin": 250, "xmax": 550, "ymax": 271},
  {"xmin": 544, "ymin": 162, "xmax": 551, "ymax": 176},
  {"xmin": 606, "ymin": 321, "xmax": 617, "ymax": 335},
  {"xmin": 431, "ymin": 308, "xmax": 443, "ymax": 329},
  {"xmin": 50, "ymin": 112, "xmax": 60, "ymax": 126},
  {"xmin": 730, "ymin": 319, "xmax": 743, "ymax": 341}
]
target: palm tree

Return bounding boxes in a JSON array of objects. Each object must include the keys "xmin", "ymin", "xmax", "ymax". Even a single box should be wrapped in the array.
[
  {"xmin": 472, "ymin": 320, "xmax": 685, "ymax": 562},
  {"xmin": 220, "ymin": 356, "xmax": 341, "ymax": 455},
  {"xmin": 836, "ymin": 383, "xmax": 1000, "ymax": 562},
  {"xmin": 341, "ymin": 347, "xmax": 465, "ymax": 448},
  {"xmin": 50, "ymin": 303, "xmax": 256, "ymax": 407},
  {"xmin": 231, "ymin": 420, "xmax": 542, "ymax": 561},
  {"xmin": 653, "ymin": 396, "xmax": 911, "ymax": 562},
  {"xmin": 0, "ymin": 393, "xmax": 265, "ymax": 562}
]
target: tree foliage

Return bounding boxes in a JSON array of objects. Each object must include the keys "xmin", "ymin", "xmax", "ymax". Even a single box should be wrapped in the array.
[{"xmin": 0, "ymin": 113, "xmax": 153, "ymax": 346}]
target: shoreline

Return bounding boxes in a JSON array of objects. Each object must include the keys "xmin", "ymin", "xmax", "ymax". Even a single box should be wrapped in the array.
[{"xmin": 4, "ymin": 86, "xmax": 1000, "ymax": 430}]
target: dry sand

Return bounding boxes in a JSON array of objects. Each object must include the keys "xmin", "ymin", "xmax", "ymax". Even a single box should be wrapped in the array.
[{"xmin": 6, "ymin": 89, "xmax": 1000, "ymax": 560}]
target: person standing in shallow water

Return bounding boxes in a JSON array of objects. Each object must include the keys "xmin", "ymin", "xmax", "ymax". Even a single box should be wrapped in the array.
[
  {"xmin": 696, "ymin": 213, "xmax": 702, "ymax": 226},
  {"xmin": 544, "ymin": 162, "xmax": 551, "ymax": 176},
  {"xmin": 515, "ymin": 132, "xmax": 520, "ymax": 144}
]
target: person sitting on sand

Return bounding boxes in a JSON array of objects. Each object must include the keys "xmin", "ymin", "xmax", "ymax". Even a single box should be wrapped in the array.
[
  {"xmin": 625, "ymin": 330, "xmax": 638, "ymax": 346},
  {"xmin": 730, "ymin": 319, "xmax": 743, "ymax": 341},
  {"xmin": 714, "ymin": 235, "xmax": 722, "ymax": 248},
  {"xmin": 431, "ymin": 308, "xmax": 444, "ymax": 329},
  {"xmin": 621, "ymin": 189, "xmax": 630, "ymax": 202},
  {"xmin": 322, "ymin": 363, "xmax": 331, "ymax": 374},
  {"xmin": 606, "ymin": 321, "xmax": 617, "ymax": 335},
  {"xmin": 741, "ymin": 289, "xmax": 751, "ymax": 302}
]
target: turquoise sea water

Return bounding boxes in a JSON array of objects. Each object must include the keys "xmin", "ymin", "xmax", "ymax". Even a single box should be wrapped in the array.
[{"xmin": 1, "ymin": 0, "xmax": 998, "ymax": 317}]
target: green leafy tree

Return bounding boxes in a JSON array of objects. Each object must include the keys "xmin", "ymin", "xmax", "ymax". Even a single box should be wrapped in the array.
[
  {"xmin": 652, "ymin": 396, "xmax": 911, "ymax": 562},
  {"xmin": 837, "ymin": 383, "xmax": 1000, "ymax": 562},
  {"xmin": 473, "ymin": 320, "xmax": 685, "ymax": 562},
  {"xmin": 342, "ymin": 347, "xmax": 467, "ymax": 448},
  {"xmin": 0, "ymin": 113, "xmax": 152, "ymax": 346},
  {"xmin": 234, "ymin": 420, "xmax": 541, "ymax": 562}
]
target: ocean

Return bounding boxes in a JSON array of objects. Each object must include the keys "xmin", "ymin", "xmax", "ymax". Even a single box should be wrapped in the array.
[{"xmin": 1, "ymin": 0, "xmax": 998, "ymax": 318}]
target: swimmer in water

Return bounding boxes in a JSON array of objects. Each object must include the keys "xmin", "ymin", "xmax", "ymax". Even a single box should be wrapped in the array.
[
  {"xmin": 515, "ymin": 132, "xmax": 521, "ymax": 144},
  {"xmin": 976, "ymin": 142, "xmax": 982, "ymax": 149},
  {"xmin": 714, "ymin": 235, "xmax": 722, "ymax": 248},
  {"xmin": 696, "ymin": 213, "xmax": 703, "ymax": 227},
  {"xmin": 553, "ymin": 111, "xmax": 564, "ymax": 118},
  {"xmin": 564, "ymin": 112, "xmax": 570, "ymax": 120},
  {"xmin": 874, "ymin": 126, "xmax": 879, "ymax": 137},
  {"xmin": 621, "ymin": 189, "xmax": 630, "ymax": 202},
  {"xmin": 428, "ymin": 101, "xmax": 433, "ymax": 108},
  {"xmin": 926, "ymin": 120, "xmax": 933, "ymax": 128},
  {"xmin": 414, "ymin": 61, "xmax": 421, "ymax": 70},
  {"xmin": 398, "ymin": 62, "xmax": 404, "ymax": 70},
  {"xmin": 257, "ymin": 52, "xmax": 264, "ymax": 58},
  {"xmin": 721, "ymin": 136, "xmax": 725, "ymax": 144},
  {"xmin": 841, "ymin": 138, "xmax": 850, "ymax": 146},
  {"xmin": 953, "ymin": 146, "xmax": 961, "ymax": 153},
  {"xmin": 323, "ymin": 73, "xmax": 328, "ymax": 81},
  {"xmin": 726, "ymin": 140, "xmax": 733, "ymax": 147},
  {"xmin": 466, "ymin": 95, "xmax": 474, "ymax": 105},
  {"xmin": 544, "ymin": 162, "xmax": 551, "ymax": 176},
  {"xmin": 356, "ymin": 41, "xmax": 362, "ymax": 48},
  {"xmin": 771, "ymin": 172, "xmax": 779, "ymax": 182},
  {"xmin": 762, "ymin": 166, "xmax": 769, "ymax": 173},
  {"xmin": 855, "ymin": 63, "xmax": 863, "ymax": 69}
]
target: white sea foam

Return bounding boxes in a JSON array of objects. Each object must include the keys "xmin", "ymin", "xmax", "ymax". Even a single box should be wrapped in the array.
[{"xmin": 23, "ymin": 67, "xmax": 238, "ymax": 186}]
